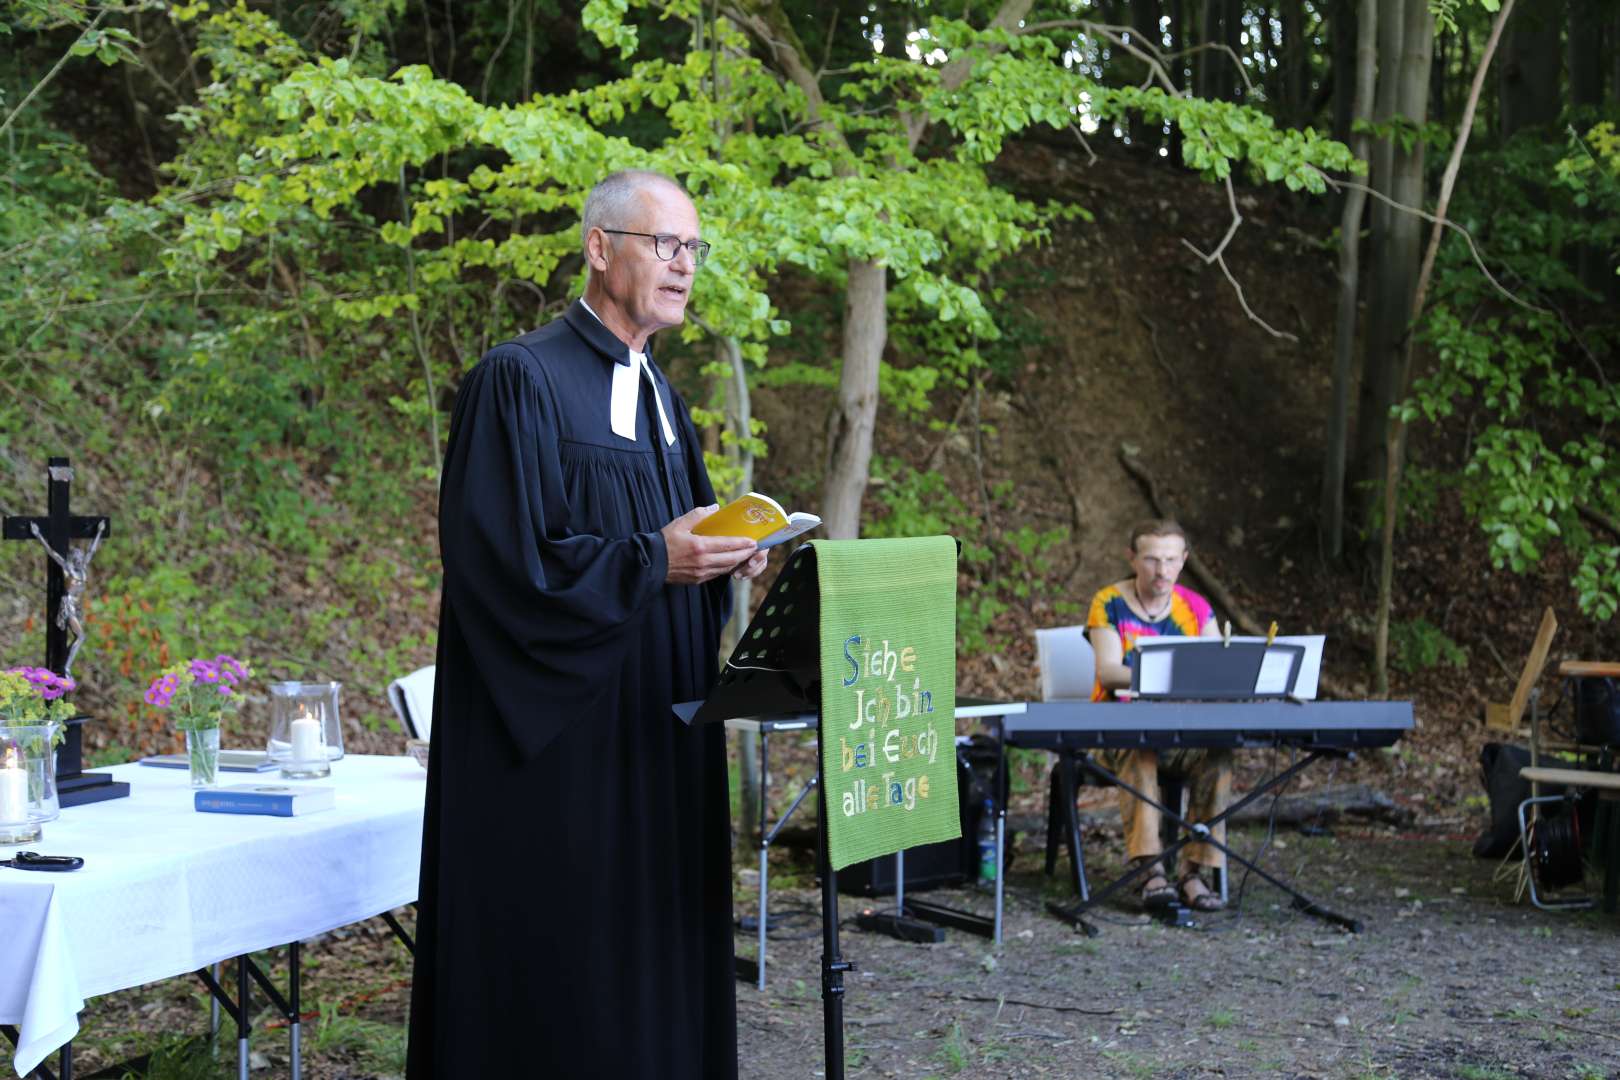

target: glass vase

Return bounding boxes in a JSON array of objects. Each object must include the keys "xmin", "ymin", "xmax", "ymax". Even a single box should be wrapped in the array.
[
  {"xmin": 186, "ymin": 727, "xmax": 221, "ymax": 788},
  {"xmin": 0, "ymin": 724, "xmax": 56, "ymax": 844}
]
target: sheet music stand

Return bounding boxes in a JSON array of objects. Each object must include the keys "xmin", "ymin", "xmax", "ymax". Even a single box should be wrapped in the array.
[
  {"xmin": 1132, "ymin": 639, "xmax": 1307, "ymax": 699},
  {"xmin": 677, "ymin": 545, "xmax": 857, "ymax": 1080}
]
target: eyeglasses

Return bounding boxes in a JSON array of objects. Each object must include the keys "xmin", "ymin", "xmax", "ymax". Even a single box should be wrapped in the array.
[{"xmin": 599, "ymin": 229, "xmax": 711, "ymax": 267}]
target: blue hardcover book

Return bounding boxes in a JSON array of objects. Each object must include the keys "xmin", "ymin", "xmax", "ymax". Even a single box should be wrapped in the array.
[{"xmin": 195, "ymin": 783, "xmax": 336, "ymax": 817}]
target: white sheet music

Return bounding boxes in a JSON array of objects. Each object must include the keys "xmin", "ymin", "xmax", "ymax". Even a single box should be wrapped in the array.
[
  {"xmin": 1136, "ymin": 647, "xmax": 1175, "ymax": 695},
  {"xmin": 1254, "ymin": 648, "xmax": 1298, "ymax": 695}
]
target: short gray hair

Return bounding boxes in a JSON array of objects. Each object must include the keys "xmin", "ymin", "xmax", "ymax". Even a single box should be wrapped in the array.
[{"xmin": 581, "ymin": 170, "xmax": 687, "ymax": 247}]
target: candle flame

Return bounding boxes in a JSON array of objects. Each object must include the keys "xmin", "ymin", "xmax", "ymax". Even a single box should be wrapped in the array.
[{"xmin": 2, "ymin": 745, "xmax": 17, "ymax": 770}]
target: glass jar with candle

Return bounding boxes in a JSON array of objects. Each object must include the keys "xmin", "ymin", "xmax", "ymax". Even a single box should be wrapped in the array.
[
  {"xmin": 268, "ymin": 683, "xmax": 333, "ymax": 779},
  {"xmin": 267, "ymin": 682, "xmax": 344, "ymax": 762},
  {"xmin": 0, "ymin": 726, "xmax": 56, "ymax": 845}
]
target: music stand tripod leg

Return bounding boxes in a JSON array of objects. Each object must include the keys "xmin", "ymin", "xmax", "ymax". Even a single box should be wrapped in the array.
[
  {"xmin": 817, "ymin": 765, "xmax": 854, "ymax": 1080},
  {"xmin": 757, "ymin": 730, "xmax": 769, "ymax": 992}
]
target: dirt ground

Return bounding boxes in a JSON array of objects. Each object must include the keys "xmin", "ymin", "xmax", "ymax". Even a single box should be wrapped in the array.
[
  {"xmin": 734, "ymin": 819, "xmax": 1620, "ymax": 1080},
  {"xmin": 46, "ymin": 805, "xmax": 1620, "ymax": 1080}
]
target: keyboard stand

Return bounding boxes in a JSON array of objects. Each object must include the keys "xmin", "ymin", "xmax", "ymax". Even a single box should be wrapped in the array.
[{"xmin": 1045, "ymin": 748, "xmax": 1365, "ymax": 935}]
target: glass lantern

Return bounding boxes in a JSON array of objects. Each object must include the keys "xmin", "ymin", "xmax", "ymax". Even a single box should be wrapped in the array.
[
  {"xmin": 267, "ymin": 683, "xmax": 338, "ymax": 779},
  {"xmin": 0, "ymin": 724, "xmax": 59, "ymax": 845},
  {"xmin": 268, "ymin": 682, "xmax": 344, "ymax": 759}
]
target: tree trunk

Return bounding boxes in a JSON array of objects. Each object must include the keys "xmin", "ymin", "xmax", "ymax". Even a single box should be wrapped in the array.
[
  {"xmin": 1280, "ymin": 0, "xmax": 1306, "ymax": 126},
  {"xmin": 1365, "ymin": 0, "xmax": 1433, "ymax": 686},
  {"xmin": 1351, "ymin": 0, "xmax": 1406, "ymax": 527},
  {"xmin": 732, "ymin": 0, "xmax": 1034, "ymax": 541},
  {"xmin": 1331, "ymin": 0, "xmax": 1355, "ymax": 143},
  {"xmin": 1430, "ymin": 25, "xmax": 1445, "ymax": 126},
  {"xmin": 1568, "ymin": 0, "xmax": 1604, "ymax": 107},
  {"xmin": 719, "ymin": 333, "xmax": 761, "ymax": 836},
  {"xmin": 1568, "ymin": 0, "xmax": 1608, "ymax": 293},
  {"xmin": 1199, "ymin": 0, "xmax": 1234, "ymax": 102},
  {"xmin": 1130, "ymin": 0, "xmax": 1162, "ymax": 149},
  {"xmin": 1168, "ymin": 0, "xmax": 1185, "ymax": 161},
  {"xmin": 1223, "ymin": 0, "xmax": 1243, "ymax": 100},
  {"xmin": 1322, "ymin": 0, "xmax": 1376, "ymax": 562},
  {"xmin": 1498, "ymin": 0, "xmax": 1562, "ymax": 137},
  {"xmin": 1613, "ymin": 10, "xmax": 1620, "ymax": 106},
  {"xmin": 1373, "ymin": 0, "xmax": 1511, "ymax": 697},
  {"xmin": 821, "ymin": 259, "xmax": 886, "ymax": 538}
]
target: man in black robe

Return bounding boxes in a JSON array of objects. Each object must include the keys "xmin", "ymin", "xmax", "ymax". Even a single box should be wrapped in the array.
[{"xmin": 407, "ymin": 171, "xmax": 765, "ymax": 1078}]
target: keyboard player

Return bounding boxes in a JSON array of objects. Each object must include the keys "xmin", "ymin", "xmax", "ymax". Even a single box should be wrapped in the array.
[{"xmin": 1087, "ymin": 518, "xmax": 1229, "ymax": 912}]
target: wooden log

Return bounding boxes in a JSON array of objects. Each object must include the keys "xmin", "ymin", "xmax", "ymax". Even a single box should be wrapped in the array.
[{"xmin": 1222, "ymin": 783, "xmax": 1416, "ymax": 828}]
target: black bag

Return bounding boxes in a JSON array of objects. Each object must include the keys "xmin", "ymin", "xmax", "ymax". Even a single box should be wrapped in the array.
[
  {"xmin": 1573, "ymin": 676, "xmax": 1620, "ymax": 746},
  {"xmin": 1471, "ymin": 742, "xmax": 1559, "ymax": 859},
  {"xmin": 1477, "ymin": 744, "xmax": 1522, "ymax": 861}
]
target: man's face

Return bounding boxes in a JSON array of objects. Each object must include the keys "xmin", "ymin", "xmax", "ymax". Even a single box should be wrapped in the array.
[
  {"xmin": 588, "ymin": 184, "xmax": 699, "ymax": 344},
  {"xmin": 1129, "ymin": 533, "xmax": 1187, "ymax": 603}
]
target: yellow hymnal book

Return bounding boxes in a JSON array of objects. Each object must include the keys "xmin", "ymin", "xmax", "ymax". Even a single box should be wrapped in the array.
[{"xmin": 692, "ymin": 492, "xmax": 822, "ymax": 550}]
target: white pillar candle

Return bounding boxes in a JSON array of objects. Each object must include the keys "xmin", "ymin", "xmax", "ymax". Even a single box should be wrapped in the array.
[
  {"xmin": 0, "ymin": 750, "xmax": 27, "ymax": 824},
  {"xmin": 290, "ymin": 716, "xmax": 323, "ymax": 763}
]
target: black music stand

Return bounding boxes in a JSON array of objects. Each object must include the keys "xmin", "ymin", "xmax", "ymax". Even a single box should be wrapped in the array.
[
  {"xmin": 1048, "ymin": 641, "xmax": 1359, "ymax": 936},
  {"xmin": 678, "ymin": 545, "xmax": 857, "ymax": 1080},
  {"xmin": 1132, "ymin": 639, "xmax": 1306, "ymax": 699}
]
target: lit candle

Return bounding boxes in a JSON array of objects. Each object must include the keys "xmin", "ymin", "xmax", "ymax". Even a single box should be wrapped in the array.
[
  {"xmin": 290, "ymin": 708, "xmax": 323, "ymax": 764},
  {"xmin": 0, "ymin": 746, "xmax": 27, "ymax": 824}
]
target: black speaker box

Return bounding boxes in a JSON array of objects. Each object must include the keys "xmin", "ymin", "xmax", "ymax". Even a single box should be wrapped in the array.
[
  {"xmin": 836, "ymin": 735, "xmax": 1007, "ymax": 897},
  {"xmin": 1573, "ymin": 677, "xmax": 1620, "ymax": 746}
]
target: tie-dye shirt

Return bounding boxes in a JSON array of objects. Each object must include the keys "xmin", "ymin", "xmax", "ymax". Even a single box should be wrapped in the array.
[{"xmin": 1086, "ymin": 583, "xmax": 1214, "ymax": 701}]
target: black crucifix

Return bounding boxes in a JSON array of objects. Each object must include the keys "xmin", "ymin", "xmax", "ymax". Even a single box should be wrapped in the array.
[{"xmin": 3, "ymin": 457, "xmax": 130, "ymax": 807}]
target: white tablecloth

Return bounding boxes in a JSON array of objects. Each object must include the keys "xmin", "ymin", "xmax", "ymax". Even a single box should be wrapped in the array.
[{"xmin": 0, "ymin": 755, "xmax": 426, "ymax": 1077}]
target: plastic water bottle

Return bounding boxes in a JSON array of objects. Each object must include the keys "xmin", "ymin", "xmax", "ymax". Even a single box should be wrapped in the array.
[{"xmin": 976, "ymin": 799, "xmax": 998, "ymax": 884}]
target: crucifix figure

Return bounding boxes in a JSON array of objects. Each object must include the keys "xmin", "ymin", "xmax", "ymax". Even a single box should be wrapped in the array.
[
  {"xmin": 29, "ymin": 516, "xmax": 105, "ymax": 678},
  {"xmin": 3, "ymin": 456, "xmax": 127, "ymax": 806}
]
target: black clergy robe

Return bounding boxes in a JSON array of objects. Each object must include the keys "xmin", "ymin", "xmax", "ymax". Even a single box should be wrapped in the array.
[{"xmin": 406, "ymin": 301, "xmax": 737, "ymax": 1079}]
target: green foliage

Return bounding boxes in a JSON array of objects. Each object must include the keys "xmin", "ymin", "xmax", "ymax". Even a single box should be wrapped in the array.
[
  {"xmin": 1352, "ymin": 115, "xmax": 1453, "ymax": 156},
  {"xmin": 1405, "ymin": 129, "xmax": 1620, "ymax": 620},
  {"xmin": 864, "ymin": 458, "xmax": 1067, "ymax": 655},
  {"xmin": 1100, "ymin": 85, "xmax": 1360, "ymax": 192},
  {"xmin": 0, "ymin": 0, "xmax": 1384, "ymax": 756},
  {"xmin": 308, "ymin": 999, "xmax": 409, "ymax": 1072},
  {"xmin": 1428, "ymin": 0, "xmax": 1502, "ymax": 37},
  {"xmin": 118, "ymin": 1035, "xmax": 222, "ymax": 1080},
  {"xmin": 1389, "ymin": 618, "xmax": 1468, "ymax": 675}
]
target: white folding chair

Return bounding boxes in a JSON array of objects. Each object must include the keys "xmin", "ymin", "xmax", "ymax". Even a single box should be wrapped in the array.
[
  {"xmin": 387, "ymin": 665, "xmax": 436, "ymax": 741},
  {"xmin": 1034, "ymin": 626, "xmax": 1097, "ymax": 897},
  {"xmin": 1034, "ymin": 625, "xmax": 1095, "ymax": 703},
  {"xmin": 1032, "ymin": 625, "xmax": 1222, "ymax": 902}
]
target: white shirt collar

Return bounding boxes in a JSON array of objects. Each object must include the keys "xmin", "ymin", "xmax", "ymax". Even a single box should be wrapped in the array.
[{"xmin": 580, "ymin": 299, "xmax": 674, "ymax": 446}]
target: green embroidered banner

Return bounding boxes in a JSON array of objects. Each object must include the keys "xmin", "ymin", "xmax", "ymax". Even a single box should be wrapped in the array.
[{"xmin": 813, "ymin": 536, "xmax": 959, "ymax": 872}]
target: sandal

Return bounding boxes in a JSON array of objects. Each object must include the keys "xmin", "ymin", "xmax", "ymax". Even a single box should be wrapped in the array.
[
  {"xmin": 1134, "ymin": 860, "xmax": 1175, "ymax": 910},
  {"xmin": 1178, "ymin": 871, "xmax": 1225, "ymax": 912}
]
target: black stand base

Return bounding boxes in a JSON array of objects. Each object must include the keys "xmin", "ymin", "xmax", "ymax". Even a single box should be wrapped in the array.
[
  {"xmin": 1044, "ymin": 899, "xmax": 1101, "ymax": 937},
  {"xmin": 734, "ymin": 954, "xmax": 760, "ymax": 985},
  {"xmin": 57, "ymin": 772, "xmax": 130, "ymax": 808},
  {"xmin": 855, "ymin": 908, "xmax": 945, "ymax": 943},
  {"xmin": 904, "ymin": 898, "xmax": 995, "ymax": 939},
  {"xmin": 1153, "ymin": 903, "xmax": 1198, "ymax": 929}
]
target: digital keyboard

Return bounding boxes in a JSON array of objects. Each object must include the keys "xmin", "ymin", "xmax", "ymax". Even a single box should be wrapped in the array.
[{"xmin": 1003, "ymin": 699, "xmax": 1413, "ymax": 751}]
